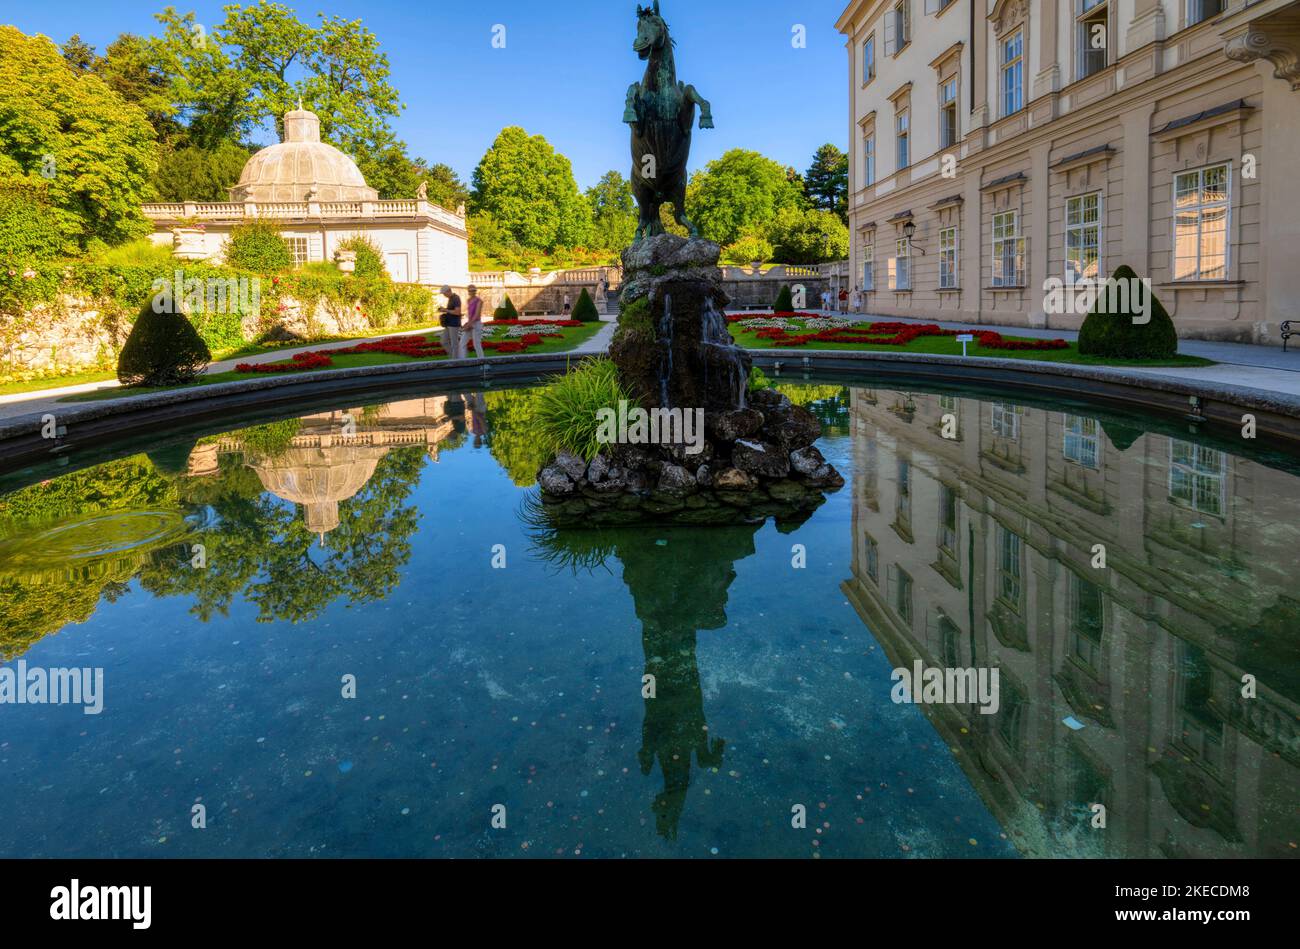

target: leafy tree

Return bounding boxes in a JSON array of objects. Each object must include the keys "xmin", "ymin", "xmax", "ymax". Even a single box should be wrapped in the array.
[
  {"xmin": 151, "ymin": 140, "xmax": 252, "ymax": 202},
  {"xmin": 586, "ymin": 170, "xmax": 637, "ymax": 251},
  {"xmin": 61, "ymin": 34, "xmax": 97, "ymax": 74},
  {"xmin": 767, "ymin": 207, "xmax": 849, "ymax": 264},
  {"xmin": 722, "ymin": 229, "xmax": 773, "ymax": 265},
  {"xmin": 117, "ymin": 299, "xmax": 212, "ymax": 387},
  {"xmin": 223, "ymin": 218, "xmax": 294, "ymax": 272},
  {"xmin": 148, "ymin": 10, "xmax": 254, "ymax": 149},
  {"xmin": 687, "ymin": 149, "xmax": 807, "ymax": 247},
  {"xmin": 95, "ymin": 33, "xmax": 183, "ymax": 145},
  {"xmin": 471, "ymin": 127, "xmax": 592, "ymax": 251},
  {"xmin": 0, "ymin": 178, "xmax": 72, "ymax": 262},
  {"xmin": 0, "ymin": 27, "xmax": 158, "ymax": 249},
  {"xmin": 1077, "ymin": 265, "xmax": 1178, "ymax": 359},
  {"xmin": 804, "ymin": 144, "xmax": 848, "ymax": 223}
]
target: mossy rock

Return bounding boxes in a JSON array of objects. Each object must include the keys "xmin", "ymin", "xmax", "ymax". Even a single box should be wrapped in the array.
[{"xmin": 1077, "ymin": 264, "xmax": 1178, "ymax": 360}]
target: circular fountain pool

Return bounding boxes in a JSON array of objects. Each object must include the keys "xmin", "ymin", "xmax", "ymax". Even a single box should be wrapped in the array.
[{"xmin": 0, "ymin": 380, "xmax": 1296, "ymax": 858}]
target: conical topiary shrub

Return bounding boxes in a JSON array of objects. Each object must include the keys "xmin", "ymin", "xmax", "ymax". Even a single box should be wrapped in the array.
[
  {"xmin": 773, "ymin": 284, "xmax": 794, "ymax": 313},
  {"xmin": 117, "ymin": 301, "xmax": 212, "ymax": 387},
  {"xmin": 494, "ymin": 295, "xmax": 519, "ymax": 320},
  {"xmin": 1077, "ymin": 265, "xmax": 1178, "ymax": 360},
  {"xmin": 572, "ymin": 287, "xmax": 599, "ymax": 323}
]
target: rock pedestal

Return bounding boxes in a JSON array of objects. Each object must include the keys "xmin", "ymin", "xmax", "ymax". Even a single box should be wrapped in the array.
[{"xmin": 535, "ymin": 233, "xmax": 843, "ymax": 527}]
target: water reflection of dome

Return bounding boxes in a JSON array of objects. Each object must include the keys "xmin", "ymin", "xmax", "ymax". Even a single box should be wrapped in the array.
[
  {"xmin": 249, "ymin": 444, "xmax": 391, "ymax": 535},
  {"xmin": 229, "ymin": 108, "xmax": 379, "ymax": 204}
]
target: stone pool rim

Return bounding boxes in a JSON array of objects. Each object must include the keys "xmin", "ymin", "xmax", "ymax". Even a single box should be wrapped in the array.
[{"xmin": 2, "ymin": 348, "xmax": 1298, "ymax": 472}]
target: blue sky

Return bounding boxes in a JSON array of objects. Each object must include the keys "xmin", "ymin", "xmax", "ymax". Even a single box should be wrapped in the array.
[{"xmin": 7, "ymin": 0, "xmax": 850, "ymax": 190}]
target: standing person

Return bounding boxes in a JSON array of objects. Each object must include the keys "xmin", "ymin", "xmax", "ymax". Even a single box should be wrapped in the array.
[
  {"xmin": 850, "ymin": 285, "xmax": 862, "ymax": 314},
  {"xmin": 562, "ymin": 292, "xmax": 572, "ymax": 316},
  {"xmin": 838, "ymin": 287, "xmax": 849, "ymax": 312},
  {"xmin": 439, "ymin": 285, "xmax": 462, "ymax": 359},
  {"xmin": 464, "ymin": 284, "xmax": 485, "ymax": 359}
]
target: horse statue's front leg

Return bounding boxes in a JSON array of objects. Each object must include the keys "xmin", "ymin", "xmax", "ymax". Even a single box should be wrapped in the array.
[
  {"xmin": 623, "ymin": 83, "xmax": 641, "ymax": 125},
  {"xmin": 684, "ymin": 85, "xmax": 714, "ymax": 129}
]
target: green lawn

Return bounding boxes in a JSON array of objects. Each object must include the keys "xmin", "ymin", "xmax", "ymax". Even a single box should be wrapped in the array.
[
  {"xmin": 60, "ymin": 322, "xmax": 605, "ymax": 404},
  {"xmin": 729, "ymin": 320, "xmax": 1214, "ymax": 368},
  {"xmin": 0, "ymin": 369, "xmax": 118, "ymax": 397}
]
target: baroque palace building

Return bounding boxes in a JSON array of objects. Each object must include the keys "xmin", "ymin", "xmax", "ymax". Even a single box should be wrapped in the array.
[{"xmin": 835, "ymin": 0, "xmax": 1300, "ymax": 344}]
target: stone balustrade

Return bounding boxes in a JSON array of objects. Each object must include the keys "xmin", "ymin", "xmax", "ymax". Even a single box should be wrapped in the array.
[{"xmin": 142, "ymin": 199, "xmax": 467, "ymax": 233}]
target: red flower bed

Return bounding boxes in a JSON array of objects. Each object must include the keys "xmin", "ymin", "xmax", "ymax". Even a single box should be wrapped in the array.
[
  {"xmin": 728, "ymin": 315, "xmax": 1068, "ymax": 352},
  {"xmin": 234, "ymin": 326, "xmax": 571, "ymax": 375}
]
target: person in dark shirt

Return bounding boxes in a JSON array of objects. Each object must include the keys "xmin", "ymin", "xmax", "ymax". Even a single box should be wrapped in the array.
[{"xmin": 439, "ymin": 285, "xmax": 463, "ymax": 359}]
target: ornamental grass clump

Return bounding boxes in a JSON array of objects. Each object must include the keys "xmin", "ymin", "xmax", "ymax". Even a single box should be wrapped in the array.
[{"xmin": 534, "ymin": 357, "xmax": 632, "ymax": 461}]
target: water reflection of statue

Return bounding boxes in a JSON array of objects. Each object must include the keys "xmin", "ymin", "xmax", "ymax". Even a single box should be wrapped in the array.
[{"xmin": 614, "ymin": 525, "xmax": 760, "ymax": 839}]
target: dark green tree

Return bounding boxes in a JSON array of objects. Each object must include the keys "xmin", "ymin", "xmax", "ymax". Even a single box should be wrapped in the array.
[
  {"xmin": 804, "ymin": 144, "xmax": 849, "ymax": 223},
  {"xmin": 572, "ymin": 288, "xmax": 600, "ymax": 323}
]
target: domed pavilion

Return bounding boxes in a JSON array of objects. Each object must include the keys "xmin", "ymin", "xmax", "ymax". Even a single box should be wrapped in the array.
[{"xmin": 142, "ymin": 106, "xmax": 469, "ymax": 289}]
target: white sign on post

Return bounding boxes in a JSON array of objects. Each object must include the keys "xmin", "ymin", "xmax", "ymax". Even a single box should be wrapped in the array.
[{"xmin": 956, "ymin": 333, "xmax": 974, "ymax": 357}]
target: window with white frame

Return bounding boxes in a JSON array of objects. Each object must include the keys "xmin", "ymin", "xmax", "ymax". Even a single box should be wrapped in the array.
[
  {"xmin": 1065, "ymin": 193, "xmax": 1102, "ymax": 285},
  {"xmin": 885, "ymin": 1, "xmax": 911, "ymax": 56},
  {"xmin": 939, "ymin": 226, "xmax": 957, "ymax": 289},
  {"xmin": 865, "ymin": 531, "xmax": 879, "ymax": 582},
  {"xmin": 991, "ymin": 210, "xmax": 1024, "ymax": 286},
  {"xmin": 889, "ymin": 237, "xmax": 911, "ymax": 290},
  {"xmin": 287, "ymin": 237, "xmax": 310, "ymax": 266},
  {"xmin": 939, "ymin": 77, "xmax": 958, "ymax": 149},
  {"xmin": 925, "ymin": 0, "xmax": 956, "ymax": 13},
  {"xmin": 1063, "ymin": 414, "xmax": 1100, "ymax": 469},
  {"xmin": 864, "ymin": 131, "xmax": 876, "ymax": 185},
  {"xmin": 991, "ymin": 402, "xmax": 1023, "ymax": 440},
  {"xmin": 1076, "ymin": 0, "xmax": 1109, "ymax": 80},
  {"xmin": 862, "ymin": 34, "xmax": 875, "ymax": 85},
  {"xmin": 1174, "ymin": 163, "xmax": 1229, "ymax": 281},
  {"xmin": 1187, "ymin": 0, "xmax": 1224, "ymax": 27},
  {"xmin": 1169, "ymin": 440, "xmax": 1227, "ymax": 517},
  {"xmin": 893, "ymin": 566, "xmax": 914, "ymax": 623},
  {"xmin": 896, "ymin": 108, "xmax": 910, "ymax": 169},
  {"xmin": 862, "ymin": 240, "xmax": 874, "ymax": 290},
  {"xmin": 1001, "ymin": 30, "xmax": 1023, "ymax": 116},
  {"xmin": 997, "ymin": 525, "xmax": 1023, "ymax": 605}
]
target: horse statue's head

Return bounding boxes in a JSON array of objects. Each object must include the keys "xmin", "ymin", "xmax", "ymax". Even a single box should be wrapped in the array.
[{"xmin": 634, "ymin": 1, "xmax": 669, "ymax": 60}]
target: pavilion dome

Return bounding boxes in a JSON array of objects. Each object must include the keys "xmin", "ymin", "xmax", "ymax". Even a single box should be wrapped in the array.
[
  {"xmin": 248, "ymin": 444, "xmax": 390, "ymax": 536},
  {"xmin": 229, "ymin": 108, "xmax": 379, "ymax": 203}
]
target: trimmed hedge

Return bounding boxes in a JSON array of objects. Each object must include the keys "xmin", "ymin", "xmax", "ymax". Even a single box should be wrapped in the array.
[
  {"xmin": 494, "ymin": 294, "xmax": 519, "ymax": 320},
  {"xmin": 1077, "ymin": 265, "xmax": 1178, "ymax": 360},
  {"xmin": 572, "ymin": 287, "xmax": 599, "ymax": 323},
  {"xmin": 773, "ymin": 284, "xmax": 794, "ymax": 313},
  {"xmin": 116, "ymin": 300, "xmax": 211, "ymax": 387}
]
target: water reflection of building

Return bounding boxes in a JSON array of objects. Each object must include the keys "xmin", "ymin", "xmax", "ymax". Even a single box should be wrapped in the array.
[
  {"xmin": 185, "ymin": 398, "xmax": 458, "ymax": 537},
  {"xmin": 841, "ymin": 387, "xmax": 1300, "ymax": 858}
]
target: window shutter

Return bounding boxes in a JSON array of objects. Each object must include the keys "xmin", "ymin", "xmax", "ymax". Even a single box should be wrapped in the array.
[{"xmin": 884, "ymin": 10, "xmax": 897, "ymax": 56}]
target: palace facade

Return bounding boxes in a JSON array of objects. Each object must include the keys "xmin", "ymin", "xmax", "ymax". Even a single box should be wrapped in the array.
[{"xmin": 835, "ymin": 0, "xmax": 1300, "ymax": 344}]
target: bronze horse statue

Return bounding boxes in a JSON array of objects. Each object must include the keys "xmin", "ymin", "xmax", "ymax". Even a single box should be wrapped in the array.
[{"xmin": 623, "ymin": 1, "xmax": 714, "ymax": 242}]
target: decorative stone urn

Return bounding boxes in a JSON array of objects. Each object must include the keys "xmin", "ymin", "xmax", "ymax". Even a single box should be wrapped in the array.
[
  {"xmin": 171, "ymin": 227, "xmax": 207, "ymax": 261},
  {"xmin": 335, "ymin": 250, "xmax": 358, "ymax": 274}
]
